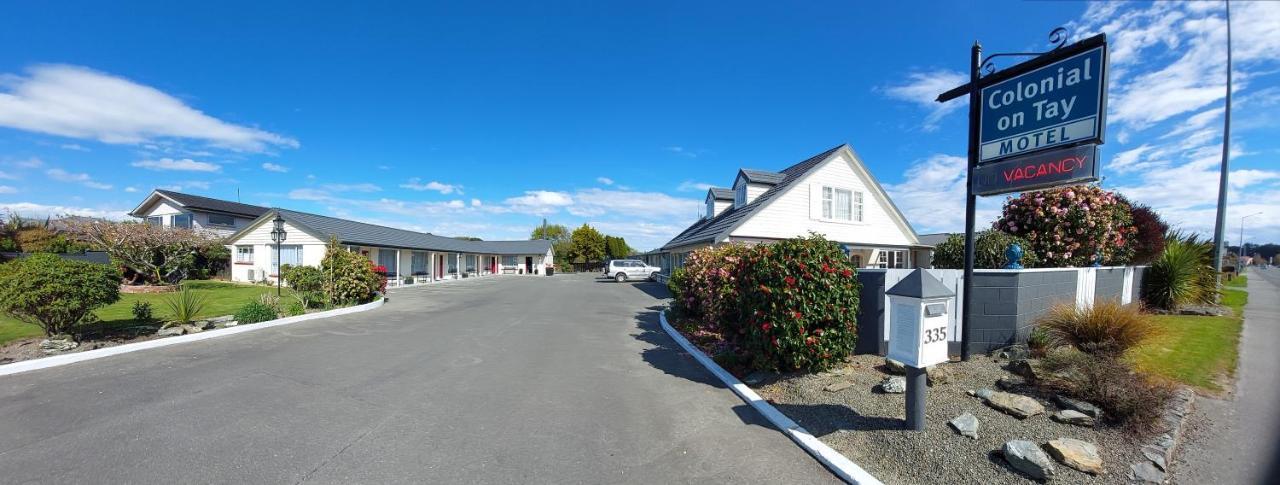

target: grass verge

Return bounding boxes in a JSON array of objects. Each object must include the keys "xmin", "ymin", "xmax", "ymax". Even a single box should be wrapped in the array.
[
  {"xmin": 0, "ymin": 280, "xmax": 295, "ymax": 346},
  {"xmin": 1223, "ymin": 274, "xmax": 1247, "ymax": 289},
  {"xmin": 1130, "ymin": 288, "xmax": 1247, "ymax": 393}
]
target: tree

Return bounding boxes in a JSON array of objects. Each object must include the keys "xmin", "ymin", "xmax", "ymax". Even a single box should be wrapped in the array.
[
  {"xmin": 65, "ymin": 219, "xmax": 216, "ymax": 285},
  {"xmin": 0, "ymin": 253, "xmax": 120, "ymax": 338},
  {"xmin": 994, "ymin": 185, "xmax": 1135, "ymax": 267},
  {"xmin": 1115, "ymin": 195, "xmax": 1168, "ymax": 265},
  {"xmin": 530, "ymin": 223, "xmax": 570, "ymax": 242},
  {"xmin": 569, "ymin": 224, "xmax": 606, "ymax": 264},
  {"xmin": 604, "ymin": 235, "xmax": 634, "ymax": 259}
]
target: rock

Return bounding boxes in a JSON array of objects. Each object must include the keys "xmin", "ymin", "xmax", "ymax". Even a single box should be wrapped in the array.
[
  {"xmin": 926, "ymin": 365, "xmax": 954, "ymax": 386},
  {"xmin": 1177, "ymin": 304, "xmax": 1230, "ymax": 316},
  {"xmin": 1046, "ymin": 438, "xmax": 1104, "ymax": 475},
  {"xmin": 1008, "ymin": 359, "xmax": 1040, "ymax": 381},
  {"xmin": 996, "ymin": 376, "xmax": 1023, "ymax": 390},
  {"xmin": 879, "ymin": 376, "xmax": 906, "ymax": 394},
  {"xmin": 212, "ymin": 320, "xmax": 240, "ymax": 329},
  {"xmin": 208, "ymin": 315, "xmax": 236, "ymax": 324},
  {"xmin": 824, "ymin": 381, "xmax": 854, "ymax": 393},
  {"xmin": 1003, "ymin": 440, "xmax": 1055, "ymax": 480},
  {"xmin": 1142, "ymin": 445, "xmax": 1168, "ymax": 471},
  {"xmin": 1051, "ymin": 409, "xmax": 1096, "ymax": 427},
  {"xmin": 949, "ymin": 412, "xmax": 980, "ymax": 439},
  {"xmin": 983, "ymin": 391, "xmax": 1045, "ymax": 419},
  {"xmin": 1130, "ymin": 461, "xmax": 1165, "ymax": 483},
  {"xmin": 1053, "ymin": 395, "xmax": 1104, "ymax": 419},
  {"xmin": 996, "ymin": 344, "xmax": 1031, "ymax": 361},
  {"xmin": 883, "ymin": 357, "xmax": 906, "ymax": 375},
  {"xmin": 742, "ymin": 371, "xmax": 769, "ymax": 386},
  {"xmin": 969, "ymin": 388, "xmax": 995, "ymax": 400},
  {"xmin": 156, "ymin": 326, "xmax": 186, "ymax": 337},
  {"xmin": 181, "ymin": 324, "xmax": 203, "ymax": 334},
  {"xmin": 39, "ymin": 338, "xmax": 78, "ymax": 354}
]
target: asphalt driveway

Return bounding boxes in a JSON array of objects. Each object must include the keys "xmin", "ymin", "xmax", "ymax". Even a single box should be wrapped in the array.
[{"xmin": 0, "ymin": 273, "xmax": 836, "ymax": 484}]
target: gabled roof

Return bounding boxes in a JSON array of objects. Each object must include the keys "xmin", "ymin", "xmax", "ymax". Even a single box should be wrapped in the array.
[
  {"xmin": 737, "ymin": 169, "xmax": 786, "ymax": 185},
  {"xmin": 231, "ymin": 208, "xmax": 553, "ymax": 255},
  {"xmin": 130, "ymin": 189, "xmax": 270, "ymax": 219},
  {"xmin": 887, "ymin": 269, "xmax": 955, "ymax": 299},
  {"xmin": 707, "ymin": 187, "xmax": 734, "ymax": 201},
  {"xmin": 661, "ymin": 143, "xmax": 923, "ymax": 251}
]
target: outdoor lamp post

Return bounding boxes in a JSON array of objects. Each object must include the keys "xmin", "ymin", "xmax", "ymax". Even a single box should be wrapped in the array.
[
  {"xmin": 270, "ymin": 214, "xmax": 287, "ymax": 296},
  {"xmin": 1240, "ymin": 211, "xmax": 1262, "ymax": 267}
]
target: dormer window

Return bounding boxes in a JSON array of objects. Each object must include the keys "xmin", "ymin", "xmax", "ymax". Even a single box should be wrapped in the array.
[{"xmin": 735, "ymin": 184, "xmax": 747, "ymax": 207}]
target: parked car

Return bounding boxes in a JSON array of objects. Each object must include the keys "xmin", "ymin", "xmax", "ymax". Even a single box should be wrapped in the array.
[{"xmin": 603, "ymin": 259, "xmax": 661, "ymax": 282}]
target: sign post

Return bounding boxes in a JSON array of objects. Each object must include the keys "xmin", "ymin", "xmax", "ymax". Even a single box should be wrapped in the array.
[
  {"xmin": 936, "ymin": 28, "xmax": 1108, "ymax": 360},
  {"xmin": 886, "ymin": 269, "xmax": 956, "ymax": 431}
]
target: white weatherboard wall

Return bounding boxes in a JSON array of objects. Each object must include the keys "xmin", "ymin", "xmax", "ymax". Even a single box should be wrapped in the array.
[
  {"xmin": 731, "ymin": 153, "xmax": 915, "ymax": 247},
  {"xmin": 228, "ymin": 219, "xmax": 324, "ymax": 282}
]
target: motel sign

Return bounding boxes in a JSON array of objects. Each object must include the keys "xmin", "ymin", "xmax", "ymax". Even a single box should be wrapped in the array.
[{"xmin": 979, "ymin": 46, "xmax": 1106, "ymax": 163}]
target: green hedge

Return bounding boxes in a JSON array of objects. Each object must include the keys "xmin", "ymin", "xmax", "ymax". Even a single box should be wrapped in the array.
[{"xmin": 931, "ymin": 230, "xmax": 1041, "ymax": 269}]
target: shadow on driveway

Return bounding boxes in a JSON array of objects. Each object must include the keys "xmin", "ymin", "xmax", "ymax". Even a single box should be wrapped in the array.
[{"xmin": 631, "ymin": 304, "xmax": 724, "ymax": 389}]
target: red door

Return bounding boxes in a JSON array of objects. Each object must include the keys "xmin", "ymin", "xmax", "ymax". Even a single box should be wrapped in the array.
[
  {"xmin": 490, "ymin": 257, "xmax": 497, "ymax": 274},
  {"xmin": 436, "ymin": 255, "xmax": 444, "ymax": 279}
]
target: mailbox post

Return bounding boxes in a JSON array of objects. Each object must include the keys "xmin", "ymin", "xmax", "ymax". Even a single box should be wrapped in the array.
[{"xmin": 885, "ymin": 269, "xmax": 957, "ymax": 431}]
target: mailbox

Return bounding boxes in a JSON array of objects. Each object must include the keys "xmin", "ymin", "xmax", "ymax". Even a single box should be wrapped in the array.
[{"xmin": 885, "ymin": 269, "xmax": 955, "ymax": 369}]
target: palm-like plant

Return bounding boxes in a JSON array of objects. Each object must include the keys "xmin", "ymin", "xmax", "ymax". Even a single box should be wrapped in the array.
[
  {"xmin": 163, "ymin": 287, "xmax": 208, "ymax": 327},
  {"xmin": 1144, "ymin": 231, "xmax": 1218, "ymax": 310}
]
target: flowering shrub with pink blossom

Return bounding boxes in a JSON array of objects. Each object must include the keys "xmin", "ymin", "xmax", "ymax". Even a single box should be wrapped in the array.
[
  {"xmin": 994, "ymin": 185, "xmax": 1135, "ymax": 267},
  {"xmin": 736, "ymin": 234, "xmax": 861, "ymax": 371},
  {"xmin": 671, "ymin": 243, "xmax": 753, "ymax": 350}
]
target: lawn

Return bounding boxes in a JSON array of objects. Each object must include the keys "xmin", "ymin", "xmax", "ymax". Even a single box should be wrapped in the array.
[
  {"xmin": 0, "ymin": 280, "xmax": 295, "ymax": 346},
  {"xmin": 1224, "ymin": 274, "xmax": 1247, "ymax": 288},
  {"xmin": 1130, "ymin": 287, "xmax": 1248, "ymax": 393}
]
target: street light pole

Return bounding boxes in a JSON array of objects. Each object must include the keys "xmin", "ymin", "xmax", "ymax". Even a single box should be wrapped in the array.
[
  {"xmin": 270, "ymin": 214, "xmax": 287, "ymax": 297},
  {"xmin": 1240, "ymin": 212, "xmax": 1262, "ymax": 266},
  {"xmin": 1211, "ymin": 0, "xmax": 1234, "ymax": 276}
]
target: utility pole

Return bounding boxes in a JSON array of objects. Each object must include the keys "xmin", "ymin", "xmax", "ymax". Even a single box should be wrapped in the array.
[
  {"xmin": 1212, "ymin": 0, "xmax": 1234, "ymax": 275},
  {"xmin": 959, "ymin": 41, "xmax": 981, "ymax": 362}
]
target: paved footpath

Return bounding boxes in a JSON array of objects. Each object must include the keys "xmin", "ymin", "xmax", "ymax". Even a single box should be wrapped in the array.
[
  {"xmin": 1174, "ymin": 268, "xmax": 1280, "ymax": 485},
  {"xmin": 0, "ymin": 274, "xmax": 836, "ymax": 484}
]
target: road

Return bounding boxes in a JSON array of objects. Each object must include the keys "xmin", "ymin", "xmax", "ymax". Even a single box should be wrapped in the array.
[
  {"xmin": 1174, "ymin": 267, "xmax": 1280, "ymax": 485},
  {"xmin": 0, "ymin": 273, "xmax": 836, "ymax": 484}
]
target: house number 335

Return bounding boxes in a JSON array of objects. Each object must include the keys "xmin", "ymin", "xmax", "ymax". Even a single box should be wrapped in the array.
[{"xmin": 922, "ymin": 327, "xmax": 947, "ymax": 344}]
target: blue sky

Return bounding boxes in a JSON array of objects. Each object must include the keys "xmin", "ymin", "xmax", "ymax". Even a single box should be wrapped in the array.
[{"xmin": 0, "ymin": 1, "xmax": 1277, "ymax": 251}]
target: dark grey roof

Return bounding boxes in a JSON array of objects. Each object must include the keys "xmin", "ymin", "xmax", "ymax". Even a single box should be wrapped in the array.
[
  {"xmin": 151, "ymin": 190, "xmax": 270, "ymax": 218},
  {"xmin": 269, "ymin": 208, "xmax": 552, "ymax": 255},
  {"xmin": 738, "ymin": 169, "xmax": 786, "ymax": 185},
  {"xmin": 917, "ymin": 233, "xmax": 954, "ymax": 248},
  {"xmin": 886, "ymin": 269, "xmax": 955, "ymax": 299},
  {"xmin": 662, "ymin": 145, "xmax": 844, "ymax": 250},
  {"xmin": 708, "ymin": 187, "xmax": 734, "ymax": 200}
]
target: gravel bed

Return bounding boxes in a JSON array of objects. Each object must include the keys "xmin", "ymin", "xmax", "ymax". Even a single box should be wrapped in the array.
[{"xmin": 753, "ymin": 354, "xmax": 1148, "ymax": 484}]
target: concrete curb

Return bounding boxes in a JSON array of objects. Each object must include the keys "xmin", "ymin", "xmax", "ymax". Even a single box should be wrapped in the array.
[
  {"xmin": 659, "ymin": 309, "xmax": 882, "ymax": 485},
  {"xmin": 0, "ymin": 297, "xmax": 386, "ymax": 378}
]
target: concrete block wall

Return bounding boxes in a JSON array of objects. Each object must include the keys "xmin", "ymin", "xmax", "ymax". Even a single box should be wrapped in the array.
[
  {"xmin": 855, "ymin": 271, "xmax": 886, "ymax": 355},
  {"xmin": 1094, "ymin": 268, "xmax": 1126, "ymax": 303}
]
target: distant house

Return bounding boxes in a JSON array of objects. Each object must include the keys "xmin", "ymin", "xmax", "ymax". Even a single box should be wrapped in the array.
[
  {"xmin": 644, "ymin": 144, "xmax": 931, "ymax": 273},
  {"xmin": 129, "ymin": 189, "xmax": 269, "ymax": 237},
  {"xmin": 224, "ymin": 208, "xmax": 554, "ymax": 286}
]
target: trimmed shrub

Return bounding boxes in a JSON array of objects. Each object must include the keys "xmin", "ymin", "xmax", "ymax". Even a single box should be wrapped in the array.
[
  {"xmin": 163, "ymin": 287, "xmax": 207, "ymax": 327},
  {"xmin": 234, "ymin": 301, "xmax": 278, "ymax": 324},
  {"xmin": 1144, "ymin": 231, "xmax": 1217, "ymax": 310},
  {"xmin": 0, "ymin": 253, "xmax": 120, "ymax": 338},
  {"xmin": 994, "ymin": 185, "xmax": 1135, "ymax": 267},
  {"xmin": 320, "ymin": 238, "xmax": 383, "ymax": 305},
  {"xmin": 1123, "ymin": 198, "xmax": 1169, "ymax": 265},
  {"xmin": 1035, "ymin": 300, "xmax": 1159, "ymax": 354},
  {"xmin": 737, "ymin": 234, "xmax": 860, "ymax": 371},
  {"xmin": 666, "ymin": 267, "xmax": 687, "ymax": 310},
  {"xmin": 131, "ymin": 300, "xmax": 154, "ymax": 322},
  {"xmin": 286, "ymin": 300, "xmax": 306, "ymax": 316},
  {"xmin": 931, "ymin": 230, "xmax": 1042, "ymax": 269},
  {"xmin": 1038, "ymin": 348, "xmax": 1175, "ymax": 435},
  {"xmin": 675, "ymin": 244, "xmax": 753, "ymax": 340}
]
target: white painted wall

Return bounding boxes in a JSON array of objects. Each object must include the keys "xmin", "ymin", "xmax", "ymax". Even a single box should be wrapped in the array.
[
  {"xmin": 133, "ymin": 198, "xmax": 256, "ymax": 237},
  {"xmin": 730, "ymin": 152, "xmax": 916, "ymax": 247},
  {"xmin": 227, "ymin": 219, "xmax": 324, "ymax": 283}
]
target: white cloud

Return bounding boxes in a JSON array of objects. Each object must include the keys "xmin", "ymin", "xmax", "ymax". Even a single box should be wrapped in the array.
[
  {"xmin": 881, "ymin": 154, "xmax": 1001, "ymax": 234},
  {"xmin": 881, "ymin": 70, "xmax": 968, "ymax": 131},
  {"xmin": 0, "ymin": 64, "xmax": 298, "ymax": 152},
  {"xmin": 471, "ymin": 198, "xmax": 482, "ymax": 207},
  {"xmin": 677, "ymin": 180, "xmax": 716, "ymax": 192},
  {"xmin": 596, "ymin": 176, "xmax": 614, "ymax": 185},
  {"xmin": 0, "ymin": 202, "xmax": 129, "ymax": 220},
  {"xmin": 322, "ymin": 183, "xmax": 381, "ymax": 192},
  {"xmin": 132, "ymin": 157, "xmax": 221, "ymax": 172},
  {"xmin": 502, "ymin": 190, "xmax": 574, "ymax": 215},
  {"xmin": 261, "ymin": 162, "xmax": 289, "ymax": 173},
  {"xmin": 45, "ymin": 168, "xmax": 111, "ymax": 190},
  {"xmin": 664, "ymin": 146, "xmax": 701, "ymax": 158},
  {"xmin": 59, "ymin": 143, "xmax": 89, "ymax": 151},
  {"xmin": 567, "ymin": 188, "xmax": 703, "ymax": 221},
  {"xmin": 11, "ymin": 158, "xmax": 43, "ymax": 169},
  {"xmin": 400, "ymin": 177, "xmax": 461, "ymax": 194},
  {"xmin": 124, "ymin": 186, "xmax": 138, "ymax": 193},
  {"xmin": 0, "ymin": 186, "xmax": 15, "ymax": 194},
  {"xmin": 181, "ymin": 180, "xmax": 211, "ymax": 190}
]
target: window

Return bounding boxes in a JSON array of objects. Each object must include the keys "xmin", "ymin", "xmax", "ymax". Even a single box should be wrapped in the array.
[
  {"xmin": 235, "ymin": 245, "xmax": 254, "ymax": 264},
  {"xmin": 412, "ymin": 252, "xmax": 428, "ymax": 275},
  {"xmin": 503, "ymin": 255, "xmax": 517, "ymax": 266},
  {"xmin": 735, "ymin": 184, "xmax": 746, "ymax": 206},
  {"xmin": 465, "ymin": 254, "xmax": 477, "ymax": 272},
  {"xmin": 270, "ymin": 245, "xmax": 302, "ymax": 274},
  {"xmin": 146, "ymin": 216, "xmax": 163, "ymax": 226},
  {"xmin": 706, "ymin": 198, "xmax": 715, "ymax": 219},
  {"xmin": 819, "ymin": 186, "xmax": 861, "ymax": 222},
  {"xmin": 377, "ymin": 250, "xmax": 397, "ymax": 275},
  {"xmin": 447, "ymin": 253, "xmax": 458, "ymax": 273},
  {"xmin": 851, "ymin": 254, "xmax": 862, "ymax": 268},
  {"xmin": 171, "ymin": 213, "xmax": 193, "ymax": 229},
  {"xmin": 208, "ymin": 214, "xmax": 235, "ymax": 227},
  {"xmin": 875, "ymin": 250, "xmax": 907, "ymax": 269}
]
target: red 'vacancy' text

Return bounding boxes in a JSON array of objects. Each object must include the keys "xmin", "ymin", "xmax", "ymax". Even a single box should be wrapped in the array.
[{"xmin": 1003, "ymin": 156, "xmax": 1086, "ymax": 182}]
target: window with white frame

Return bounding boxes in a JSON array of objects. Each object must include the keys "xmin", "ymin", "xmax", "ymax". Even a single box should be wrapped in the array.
[
  {"xmin": 875, "ymin": 250, "xmax": 907, "ymax": 269},
  {"xmin": 411, "ymin": 252, "xmax": 428, "ymax": 275},
  {"xmin": 270, "ymin": 245, "xmax": 302, "ymax": 274},
  {"xmin": 171, "ymin": 213, "xmax": 193, "ymax": 229},
  {"xmin": 146, "ymin": 216, "xmax": 162, "ymax": 226},
  {"xmin": 235, "ymin": 245, "xmax": 254, "ymax": 264},
  {"xmin": 207, "ymin": 213, "xmax": 235, "ymax": 227},
  {"xmin": 820, "ymin": 186, "xmax": 860, "ymax": 222},
  {"xmin": 734, "ymin": 184, "xmax": 746, "ymax": 206}
]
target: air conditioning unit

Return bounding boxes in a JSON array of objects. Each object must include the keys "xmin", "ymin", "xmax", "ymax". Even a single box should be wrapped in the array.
[{"xmin": 246, "ymin": 269, "xmax": 258, "ymax": 281}]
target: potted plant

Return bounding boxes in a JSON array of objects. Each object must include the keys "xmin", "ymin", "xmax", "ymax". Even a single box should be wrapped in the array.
[
  {"xmin": 403, "ymin": 275, "xmax": 414, "ymax": 285},
  {"xmin": 545, "ymin": 262, "xmax": 554, "ymax": 276}
]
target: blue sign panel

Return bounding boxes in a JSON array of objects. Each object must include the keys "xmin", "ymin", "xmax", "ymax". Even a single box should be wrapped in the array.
[
  {"xmin": 971, "ymin": 144, "xmax": 1098, "ymax": 196},
  {"xmin": 979, "ymin": 46, "xmax": 1106, "ymax": 163}
]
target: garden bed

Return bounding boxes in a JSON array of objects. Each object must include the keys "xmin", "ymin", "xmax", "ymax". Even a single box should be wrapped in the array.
[{"xmin": 743, "ymin": 354, "xmax": 1156, "ymax": 484}]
